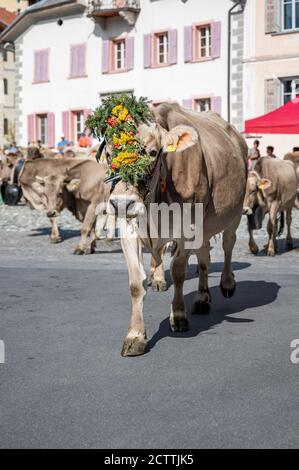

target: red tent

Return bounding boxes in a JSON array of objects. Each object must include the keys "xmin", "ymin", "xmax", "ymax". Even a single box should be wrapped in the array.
[{"xmin": 244, "ymin": 97, "xmax": 299, "ymax": 134}]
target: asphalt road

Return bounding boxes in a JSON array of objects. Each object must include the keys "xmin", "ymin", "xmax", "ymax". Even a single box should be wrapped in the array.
[{"xmin": 0, "ymin": 204, "xmax": 299, "ymax": 448}]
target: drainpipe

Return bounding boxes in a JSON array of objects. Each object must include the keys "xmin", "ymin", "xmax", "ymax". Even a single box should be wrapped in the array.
[{"xmin": 227, "ymin": 0, "xmax": 246, "ymax": 123}]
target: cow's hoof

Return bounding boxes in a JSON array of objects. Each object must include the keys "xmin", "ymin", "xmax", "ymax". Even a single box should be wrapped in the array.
[
  {"xmin": 85, "ymin": 247, "xmax": 95, "ymax": 255},
  {"xmin": 151, "ymin": 280, "xmax": 167, "ymax": 292},
  {"xmin": 170, "ymin": 317, "xmax": 189, "ymax": 332},
  {"xmin": 220, "ymin": 280, "xmax": 236, "ymax": 298},
  {"xmin": 192, "ymin": 301, "xmax": 211, "ymax": 315},
  {"xmin": 50, "ymin": 237, "xmax": 62, "ymax": 244},
  {"xmin": 73, "ymin": 248, "xmax": 85, "ymax": 255},
  {"xmin": 267, "ymin": 249, "xmax": 276, "ymax": 257},
  {"xmin": 249, "ymin": 244, "xmax": 259, "ymax": 255},
  {"xmin": 121, "ymin": 336, "xmax": 146, "ymax": 357},
  {"xmin": 286, "ymin": 240, "xmax": 293, "ymax": 250}
]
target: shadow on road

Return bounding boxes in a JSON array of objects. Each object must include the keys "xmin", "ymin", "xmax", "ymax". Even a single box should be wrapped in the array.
[
  {"xmin": 164, "ymin": 261, "xmax": 251, "ymax": 289},
  {"xmin": 29, "ymin": 227, "xmax": 80, "ymax": 240},
  {"xmin": 248, "ymin": 237, "xmax": 299, "ymax": 257},
  {"xmin": 147, "ymin": 280, "xmax": 280, "ymax": 353}
]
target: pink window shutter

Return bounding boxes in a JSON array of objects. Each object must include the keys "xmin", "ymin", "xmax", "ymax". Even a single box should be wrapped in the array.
[
  {"xmin": 211, "ymin": 96, "xmax": 222, "ymax": 114},
  {"xmin": 77, "ymin": 44, "xmax": 86, "ymax": 77},
  {"xmin": 42, "ymin": 50, "xmax": 49, "ymax": 81},
  {"xmin": 126, "ymin": 36, "xmax": 134, "ymax": 71},
  {"xmin": 70, "ymin": 45, "xmax": 79, "ymax": 77},
  {"xmin": 182, "ymin": 99, "xmax": 193, "ymax": 110},
  {"xmin": 34, "ymin": 51, "xmax": 43, "ymax": 82},
  {"xmin": 143, "ymin": 34, "xmax": 152, "ymax": 68},
  {"xmin": 102, "ymin": 40, "xmax": 110, "ymax": 74},
  {"xmin": 211, "ymin": 21, "xmax": 221, "ymax": 59},
  {"xmin": 84, "ymin": 109, "xmax": 93, "ymax": 146},
  {"xmin": 62, "ymin": 111, "xmax": 70, "ymax": 140},
  {"xmin": 27, "ymin": 114, "xmax": 35, "ymax": 144},
  {"xmin": 168, "ymin": 29, "xmax": 177, "ymax": 65},
  {"xmin": 184, "ymin": 26, "xmax": 193, "ymax": 62},
  {"xmin": 47, "ymin": 112, "xmax": 55, "ymax": 148}
]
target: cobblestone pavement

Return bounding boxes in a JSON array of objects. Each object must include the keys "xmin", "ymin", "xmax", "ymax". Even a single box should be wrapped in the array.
[{"xmin": 1, "ymin": 202, "xmax": 299, "ymax": 267}]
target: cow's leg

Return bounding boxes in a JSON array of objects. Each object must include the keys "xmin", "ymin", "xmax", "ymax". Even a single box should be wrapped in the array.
[
  {"xmin": 192, "ymin": 242, "xmax": 211, "ymax": 314},
  {"xmin": 170, "ymin": 254, "xmax": 189, "ymax": 332},
  {"xmin": 74, "ymin": 203, "xmax": 96, "ymax": 255},
  {"xmin": 286, "ymin": 207, "xmax": 293, "ymax": 250},
  {"xmin": 248, "ymin": 222, "xmax": 259, "ymax": 254},
  {"xmin": 148, "ymin": 246, "xmax": 167, "ymax": 292},
  {"xmin": 220, "ymin": 215, "xmax": 241, "ymax": 298},
  {"xmin": 49, "ymin": 217, "xmax": 62, "ymax": 243},
  {"xmin": 85, "ymin": 226, "xmax": 97, "ymax": 255},
  {"xmin": 267, "ymin": 203, "xmax": 279, "ymax": 256},
  {"xmin": 120, "ymin": 221, "xmax": 147, "ymax": 356}
]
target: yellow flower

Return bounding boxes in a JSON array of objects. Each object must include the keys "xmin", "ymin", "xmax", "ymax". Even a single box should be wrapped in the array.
[
  {"xmin": 112, "ymin": 104, "xmax": 124, "ymax": 116},
  {"xmin": 112, "ymin": 151, "xmax": 138, "ymax": 168}
]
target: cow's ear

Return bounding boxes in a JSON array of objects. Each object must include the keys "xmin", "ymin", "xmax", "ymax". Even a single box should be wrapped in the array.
[
  {"xmin": 65, "ymin": 178, "xmax": 80, "ymax": 192},
  {"xmin": 257, "ymin": 178, "xmax": 271, "ymax": 191},
  {"xmin": 162, "ymin": 125, "xmax": 198, "ymax": 153},
  {"xmin": 35, "ymin": 175, "xmax": 46, "ymax": 185}
]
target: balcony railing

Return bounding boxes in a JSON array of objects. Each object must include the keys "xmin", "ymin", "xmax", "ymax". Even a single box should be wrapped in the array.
[{"xmin": 88, "ymin": 0, "xmax": 140, "ymax": 20}]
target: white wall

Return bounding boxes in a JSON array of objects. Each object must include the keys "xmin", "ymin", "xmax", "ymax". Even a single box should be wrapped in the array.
[{"xmin": 18, "ymin": 0, "xmax": 232, "ymax": 146}]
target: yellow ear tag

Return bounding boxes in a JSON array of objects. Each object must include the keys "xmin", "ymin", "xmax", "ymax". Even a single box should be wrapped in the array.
[{"xmin": 166, "ymin": 144, "xmax": 178, "ymax": 153}]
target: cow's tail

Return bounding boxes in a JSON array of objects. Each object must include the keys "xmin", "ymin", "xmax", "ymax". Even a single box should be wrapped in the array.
[{"xmin": 277, "ymin": 212, "xmax": 285, "ymax": 237}]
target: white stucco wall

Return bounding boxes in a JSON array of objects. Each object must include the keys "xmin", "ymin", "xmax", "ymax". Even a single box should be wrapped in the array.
[{"xmin": 17, "ymin": 0, "xmax": 232, "ymax": 146}]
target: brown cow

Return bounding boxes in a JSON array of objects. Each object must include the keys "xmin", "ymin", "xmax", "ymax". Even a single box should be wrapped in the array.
[
  {"xmin": 102, "ymin": 103, "xmax": 248, "ymax": 356},
  {"xmin": 284, "ymin": 150, "xmax": 299, "ymax": 207},
  {"xmin": 19, "ymin": 158, "xmax": 110, "ymax": 254},
  {"xmin": 243, "ymin": 157, "xmax": 298, "ymax": 256}
]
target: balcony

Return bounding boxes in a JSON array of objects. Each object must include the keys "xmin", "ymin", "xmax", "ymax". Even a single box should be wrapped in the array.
[{"xmin": 88, "ymin": 0, "xmax": 140, "ymax": 25}]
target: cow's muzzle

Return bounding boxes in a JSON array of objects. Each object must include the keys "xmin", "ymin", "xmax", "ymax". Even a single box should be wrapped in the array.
[{"xmin": 47, "ymin": 210, "xmax": 58, "ymax": 218}]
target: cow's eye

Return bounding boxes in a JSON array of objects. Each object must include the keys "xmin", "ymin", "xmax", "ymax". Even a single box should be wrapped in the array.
[{"xmin": 149, "ymin": 150, "xmax": 158, "ymax": 157}]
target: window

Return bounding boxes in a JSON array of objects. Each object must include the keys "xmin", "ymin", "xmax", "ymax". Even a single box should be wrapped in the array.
[
  {"xmin": 195, "ymin": 25, "xmax": 211, "ymax": 59},
  {"xmin": 3, "ymin": 78, "xmax": 8, "ymax": 95},
  {"xmin": 194, "ymin": 98, "xmax": 211, "ymax": 112},
  {"xmin": 37, "ymin": 114, "xmax": 48, "ymax": 145},
  {"xmin": 3, "ymin": 118, "xmax": 8, "ymax": 135},
  {"xmin": 156, "ymin": 32, "xmax": 168, "ymax": 65},
  {"xmin": 281, "ymin": 77, "xmax": 299, "ymax": 104},
  {"xmin": 283, "ymin": 0, "xmax": 299, "ymax": 30},
  {"xmin": 70, "ymin": 44, "xmax": 86, "ymax": 78},
  {"xmin": 34, "ymin": 50, "xmax": 49, "ymax": 83},
  {"xmin": 184, "ymin": 22, "xmax": 221, "ymax": 63},
  {"xmin": 73, "ymin": 111, "xmax": 84, "ymax": 142},
  {"xmin": 114, "ymin": 40, "xmax": 126, "ymax": 71}
]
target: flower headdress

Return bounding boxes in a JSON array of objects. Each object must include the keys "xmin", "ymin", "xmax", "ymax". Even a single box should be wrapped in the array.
[{"xmin": 86, "ymin": 94, "xmax": 154, "ymax": 186}]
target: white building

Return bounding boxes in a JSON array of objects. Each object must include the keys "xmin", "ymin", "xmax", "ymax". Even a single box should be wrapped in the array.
[{"xmin": 0, "ymin": 0, "xmax": 246, "ymax": 148}]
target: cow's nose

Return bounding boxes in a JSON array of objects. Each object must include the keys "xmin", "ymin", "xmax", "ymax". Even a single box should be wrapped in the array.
[{"xmin": 47, "ymin": 210, "xmax": 57, "ymax": 218}]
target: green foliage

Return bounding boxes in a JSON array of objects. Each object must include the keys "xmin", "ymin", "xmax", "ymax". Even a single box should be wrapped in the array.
[
  {"xmin": 85, "ymin": 94, "xmax": 155, "ymax": 186},
  {"xmin": 85, "ymin": 94, "xmax": 151, "ymax": 139}
]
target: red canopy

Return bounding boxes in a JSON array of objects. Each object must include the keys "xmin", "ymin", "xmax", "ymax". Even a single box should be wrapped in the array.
[{"xmin": 244, "ymin": 97, "xmax": 299, "ymax": 134}]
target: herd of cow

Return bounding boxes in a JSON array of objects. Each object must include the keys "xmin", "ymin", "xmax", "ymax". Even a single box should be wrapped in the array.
[{"xmin": 1, "ymin": 103, "xmax": 299, "ymax": 356}]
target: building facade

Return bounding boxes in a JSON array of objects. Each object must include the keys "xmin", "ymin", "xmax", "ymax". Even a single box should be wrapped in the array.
[
  {"xmin": 0, "ymin": 7, "xmax": 17, "ymax": 147},
  {"xmin": 243, "ymin": 0, "xmax": 299, "ymax": 156},
  {"xmin": 0, "ymin": 0, "xmax": 246, "ymax": 148}
]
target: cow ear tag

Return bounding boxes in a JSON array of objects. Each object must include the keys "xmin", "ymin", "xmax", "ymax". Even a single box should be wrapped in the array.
[{"xmin": 166, "ymin": 144, "xmax": 178, "ymax": 153}]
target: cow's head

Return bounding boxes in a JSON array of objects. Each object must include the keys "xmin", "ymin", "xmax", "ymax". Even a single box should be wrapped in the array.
[
  {"xmin": 34, "ymin": 174, "xmax": 80, "ymax": 217},
  {"xmin": 243, "ymin": 171, "xmax": 271, "ymax": 215},
  {"xmin": 108, "ymin": 123, "xmax": 198, "ymax": 219}
]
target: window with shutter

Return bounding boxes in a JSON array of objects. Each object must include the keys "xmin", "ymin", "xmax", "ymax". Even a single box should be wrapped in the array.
[
  {"xmin": 185, "ymin": 21, "xmax": 221, "ymax": 63},
  {"xmin": 70, "ymin": 44, "xmax": 86, "ymax": 78},
  {"xmin": 34, "ymin": 50, "xmax": 49, "ymax": 83}
]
